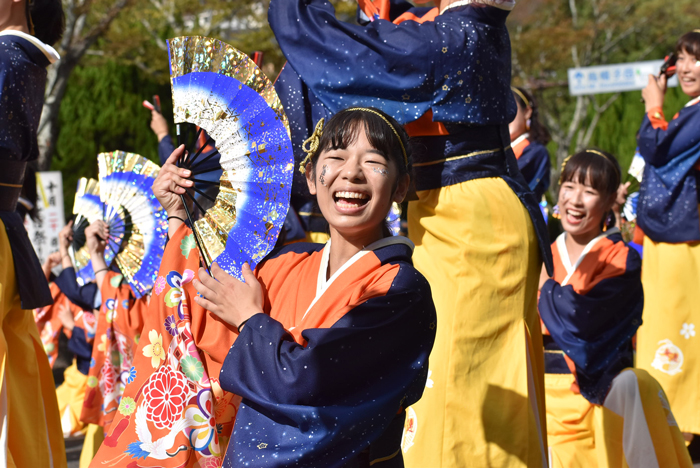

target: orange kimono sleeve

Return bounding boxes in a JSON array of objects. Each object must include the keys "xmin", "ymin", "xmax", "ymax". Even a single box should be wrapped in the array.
[
  {"xmin": 81, "ymin": 271, "xmax": 133, "ymax": 428},
  {"xmin": 33, "ymin": 282, "xmax": 66, "ymax": 368},
  {"xmin": 91, "ymin": 224, "xmax": 241, "ymax": 467}
]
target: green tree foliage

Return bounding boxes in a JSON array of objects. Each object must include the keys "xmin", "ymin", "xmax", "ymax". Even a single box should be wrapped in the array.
[
  {"xmin": 52, "ymin": 60, "xmax": 172, "ymax": 215},
  {"xmin": 509, "ymin": 0, "xmax": 698, "ymax": 195},
  {"xmin": 52, "ymin": 0, "xmax": 358, "ymax": 217}
]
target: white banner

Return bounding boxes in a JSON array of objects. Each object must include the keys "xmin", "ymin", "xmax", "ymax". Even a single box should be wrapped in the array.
[
  {"xmin": 25, "ymin": 171, "xmax": 65, "ymax": 264},
  {"xmin": 568, "ymin": 60, "xmax": 678, "ymax": 96}
]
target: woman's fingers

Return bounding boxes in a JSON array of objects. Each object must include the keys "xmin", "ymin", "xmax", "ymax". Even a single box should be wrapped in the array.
[
  {"xmin": 193, "ymin": 268, "xmax": 221, "ymax": 299},
  {"xmin": 241, "ymin": 263, "xmax": 259, "ymax": 289},
  {"xmin": 166, "ymin": 144, "xmax": 186, "ymax": 165},
  {"xmin": 193, "ymin": 295, "xmax": 218, "ymax": 315}
]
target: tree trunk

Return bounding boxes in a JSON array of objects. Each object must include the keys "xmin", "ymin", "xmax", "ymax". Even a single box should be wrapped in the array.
[
  {"xmin": 37, "ymin": 56, "xmax": 78, "ymax": 170},
  {"xmin": 36, "ymin": 0, "xmax": 132, "ymax": 170}
]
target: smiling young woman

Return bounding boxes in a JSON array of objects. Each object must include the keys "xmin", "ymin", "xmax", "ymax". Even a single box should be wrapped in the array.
[
  {"xmin": 538, "ymin": 149, "xmax": 692, "ymax": 467},
  {"xmin": 91, "ymin": 107, "xmax": 437, "ymax": 468},
  {"xmin": 194, "ymin": 107, "xmax": 436, "ymax": 468},
  {"xmin": 636, "ymin": 30, "xmax": 700, "ymax": 450}
]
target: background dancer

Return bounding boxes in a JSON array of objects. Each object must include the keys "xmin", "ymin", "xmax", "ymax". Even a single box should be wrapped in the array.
[
  {"xmin": 540, "ymin": 149, "xmax": 691, "ymax": 467},
  {"xmin": 635, "ymin": 30, "xmax": 700, "ymax": 457},
  {"xmin": 269, "ymin": 0, "xmax": 552, "ymax": 465},
  {"xmin": 0, "ymin": 0, "xmax": 67, "ymax": 465}
]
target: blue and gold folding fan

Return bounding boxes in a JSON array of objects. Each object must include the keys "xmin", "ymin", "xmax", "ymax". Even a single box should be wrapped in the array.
[
  {"xmin": 70, "ymin": 177, "xmax": 111, "ymax": 285},
  {"xmin": 96, "ymin": 151, "xmax": 168, "ymax": 298},
  {"xmin": 167, "ymin": 36, "xmax": 294, "ymax": 280}
]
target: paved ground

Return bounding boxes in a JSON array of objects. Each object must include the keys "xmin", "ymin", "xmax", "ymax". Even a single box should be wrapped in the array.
[{"xmin": 65, "ymin": 437, "xmax": 83, "ymax": 468}]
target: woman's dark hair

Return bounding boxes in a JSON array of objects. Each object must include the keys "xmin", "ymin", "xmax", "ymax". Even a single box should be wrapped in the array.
[
  {"xmin": 309, "ymin": 107, "xmax": 413, "ymax": 182},
  {"xmin": 675, "ymin": 30, "xmax": 700, "ymax": 58},
  {"xmin": 560, "ymin": 149, "xmax": 621, "ymax": 229},
  {"xmin": 512, "ymin": 87, "xmax": 551, "ymax": 146},
  {"xmin": 29, "ymin": 0, "xmax": 65, "ymax": 46}
]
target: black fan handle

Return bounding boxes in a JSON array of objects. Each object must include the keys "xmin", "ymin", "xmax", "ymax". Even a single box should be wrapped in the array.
[{"xmin": 177, "ymin": 123, "xmax": 212, "ymax": 276}]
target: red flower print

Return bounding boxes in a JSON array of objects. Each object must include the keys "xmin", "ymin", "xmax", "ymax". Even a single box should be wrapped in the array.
[{"xmin": 143, "ymin": 364, "xmax": 189, "ymax": 429}]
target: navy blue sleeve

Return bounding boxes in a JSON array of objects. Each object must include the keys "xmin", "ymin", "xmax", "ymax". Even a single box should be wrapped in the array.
[
  {"xmin": 636, "ymin": 105, "xmax": 700, "ymax": 243},
  {"xmin": 158, "ymin": 135, "xmax": 176, "ymax": 166},
  {"xmin": 219, "ymin": 267, "xmax": 436, "ymax": 468},
  {"xmin": 54, "ymin": 267, "xmax": 98, "ymax": 311},
  {"xmin": 517, "ymin": 142, "xmax": 551, "ymax": 200},
  {"xmin": 538, "ymin": 246, "xmax": 643, "ymax": 404},
  {"xmin": 637, "ymin": 105, "xmax": 700, "ymax": 167},
  {"xmin": 68, "ymin": 327, "xmax": 93, "ymax": 375},
  {"xmin": 268, "ymin": 0, "xmax": 514, "ymax": 125}
]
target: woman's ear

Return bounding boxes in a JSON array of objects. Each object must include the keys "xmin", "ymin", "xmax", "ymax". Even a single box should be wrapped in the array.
[
  {"xmin": 305, "ymin": 163, "xmax": 317, "ymax": 196},
  {"xmin": 392, "ymin": 173, "xmax": 411, "ymax": 203},
  {"xmin": 524, "ymin": 106, "xmax": 533, "ymax": 121}
]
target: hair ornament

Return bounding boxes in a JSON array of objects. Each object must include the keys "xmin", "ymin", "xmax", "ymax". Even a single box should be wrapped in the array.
[
  {"xmin": 299, "ymin": 118, "xmax": 325, "ymax": 174},
  {"xmin": 345, "ymin": 107, "xmax": 409, "ymax": 167},
  {"xmin": 558, "ymin": 154, "xmax": 573, "ymax": 185},
  {"xmin": 511, "ymin": 87, "xmax": 531, "ymax": 109},
  {"xmin": 584, "ymin": 149, "xmax": 621, "ymax": 179}
]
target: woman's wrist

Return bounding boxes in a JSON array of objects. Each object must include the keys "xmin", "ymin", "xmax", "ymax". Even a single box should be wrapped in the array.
[{"xmin": 237, "ymin": 312, "xmax": 261, "ymax": 333}]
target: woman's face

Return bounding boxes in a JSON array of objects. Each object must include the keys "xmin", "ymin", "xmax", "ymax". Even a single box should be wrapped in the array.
[
  {"xmin": 508, "ymin": 100, "xmax": 532, "ymax": 142},
  {"xmin": 306, "ymin": 128, "xmax": 409, "ymax": 239},
  {"xmin": 676, "ymin": 49, "xmax": 700, "ymax": 98},
  {"xmin": 558, "ymin": 171, "xmax": 613, "ymax": 241}
]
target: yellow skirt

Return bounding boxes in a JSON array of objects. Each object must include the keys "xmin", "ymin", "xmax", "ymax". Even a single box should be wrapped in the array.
[
  {"xmin": 56, "ymin": 361, "xmax": 89, "ymax": 438},
  {"xmin": 0, "ymin": 219, "xmax": 65, "ymax": 467},
  {"xmin": 79, "ymin": 424, "xmax": 104, "ymax": 468},
  {"xmin": 546, "ymin": 369, "xmax": 692, "ymax": 468},
  {"xmin": 404, "ymin": 177, "xmax": 547, "ymax": 468},
  {"xmin": 636, "ymin": 237, "xmax": 700, "ymax": 434}
]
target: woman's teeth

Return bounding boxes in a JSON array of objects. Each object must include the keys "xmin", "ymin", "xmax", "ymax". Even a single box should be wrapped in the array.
[
  {"xmin": 334, "ymin": 191, "xmax": 369, "ymax": 208},
  {"xmin": 334, "ymin": 191, "xmax": 368, "ymax": 199},
  {"xmin": 567, "ymin": 209, "xmax": 584, "ymax": 219}
]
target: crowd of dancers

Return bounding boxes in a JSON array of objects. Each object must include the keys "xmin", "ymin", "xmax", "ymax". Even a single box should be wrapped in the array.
[{"xmin": 2, "ymin": 0, "xmax": 700, "ymax": 467}]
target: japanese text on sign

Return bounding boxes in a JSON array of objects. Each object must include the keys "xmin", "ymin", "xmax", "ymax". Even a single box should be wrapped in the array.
[{"xmin": 568, "ymin": 60, "xmax": 678, "ymax": 96}]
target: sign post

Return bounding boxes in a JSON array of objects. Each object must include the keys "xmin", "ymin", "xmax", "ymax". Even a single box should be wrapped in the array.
[
  {"xmin": 26, "ymin": 171, "xmax": 65, "ymax": 264},
  {"xmin": 568, "ymin": 60, "xmax": 678, "ymax": 96}
]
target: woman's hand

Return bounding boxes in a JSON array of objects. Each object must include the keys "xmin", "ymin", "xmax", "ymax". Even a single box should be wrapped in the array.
[
  {"xmin": 152, "ymin": 145, "xmax": 193, "ymax": 219},
  {"xmin": 611, "ymin": 181, "xmax": 631, "ymax": 228},
  {"xmin": 642, "ymin": 74, "xmax": 667, "ymax": 112},
  {"xmin": 58, "ymin": 220, "xmax": 73, "ymax": 255},
  {"xmin": 59, "ymin": 220, "xmax": 75, "ymax": 269},
  {"xmin": 193, "ymin": 263, "xmax": 263, "ymax": 329},
  {"xmin": 86, "ymin": 221, "xmax": 110, "ymax": 287},
  {"xmin": 538, "ymin": 264, "xmax": 550, "ymax": 291},
  {"xmin": 615, "ymin": 181, "xmax": 630, "ymax": 207},
  {"xmin": 57, "ymin": 303, "xmax": 75, "ymax": 332},
  {"xmin": 86, "ymin": 221, "xmax": 108, "ymax": 257},
  {"xmin": 150, "ymin": 110, "xmax": 169, "ymax": 142},
  {"xmin": 42, "ymin": 251, "xmax": 62, "ymax": 279}
]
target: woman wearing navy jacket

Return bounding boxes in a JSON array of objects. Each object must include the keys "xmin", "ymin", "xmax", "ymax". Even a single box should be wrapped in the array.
[{"xmin": 635, "ymin": 30, "xmax": 700, "ymax": 451}]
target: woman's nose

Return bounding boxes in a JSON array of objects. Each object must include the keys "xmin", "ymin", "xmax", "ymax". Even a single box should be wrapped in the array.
[{"xmin": 342, "ymin": 160, "xmax": 365, "ymax": 181}]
